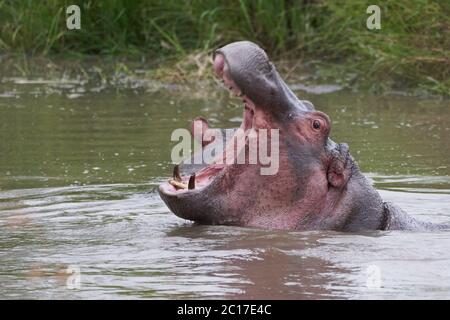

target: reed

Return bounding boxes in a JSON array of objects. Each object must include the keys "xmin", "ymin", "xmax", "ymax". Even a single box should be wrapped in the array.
[{"xmin": 0, "ymin": 0, "xmax": 448, "ymax": 95}]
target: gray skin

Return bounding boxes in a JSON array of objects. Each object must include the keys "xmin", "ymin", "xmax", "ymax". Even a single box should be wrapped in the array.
[{"xmin": 159, "ymin": 41, "xmax": 448, "ymax": 232}]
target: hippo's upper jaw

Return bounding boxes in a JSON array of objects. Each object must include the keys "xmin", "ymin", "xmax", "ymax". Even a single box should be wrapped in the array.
[{"xmin": 159, "ymin": 41, "xmax": 438, "ymax": 232}]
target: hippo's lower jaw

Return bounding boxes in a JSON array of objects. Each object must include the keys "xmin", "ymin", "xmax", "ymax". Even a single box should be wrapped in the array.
[{"xmin": 159, "ymin": 41, "xmax": 449, "ymax": 232}]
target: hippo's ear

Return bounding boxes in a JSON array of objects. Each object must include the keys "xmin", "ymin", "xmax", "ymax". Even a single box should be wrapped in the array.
[
  {"xmin": 191, "ymin": 117, "xmax": 216, "ymax": 147},
  {"xmin": 327, "ymin": 143, "xmax": 352, "ymax": 189}
]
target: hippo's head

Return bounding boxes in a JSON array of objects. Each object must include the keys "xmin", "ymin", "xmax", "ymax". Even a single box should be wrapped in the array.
[{"xmin": 159, "ymin": 41, "xmax": 378, "ymax": 230}]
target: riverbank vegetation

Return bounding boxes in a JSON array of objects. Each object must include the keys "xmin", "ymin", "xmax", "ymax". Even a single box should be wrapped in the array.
[{"xmin": 0, "ymin": 0, "xmax": 449, "ymax": 96}]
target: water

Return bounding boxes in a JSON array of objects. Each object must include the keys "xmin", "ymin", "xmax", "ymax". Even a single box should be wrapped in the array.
[{"xmin": 1, "ymin": 77, "xmax": 450, "ymax": 299}]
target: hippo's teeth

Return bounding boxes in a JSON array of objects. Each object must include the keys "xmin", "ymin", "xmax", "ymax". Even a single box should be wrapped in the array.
[
  {"xmin": 188, "ymin": 174, "xmax": 196, "ymax": 190},
  {"xmin": 169, "ymin": 179, "xmax": 187, "ymax": 190},
  {"xmin": 173, "ymin": 165, "xmax": 181, "ymax": 182}
]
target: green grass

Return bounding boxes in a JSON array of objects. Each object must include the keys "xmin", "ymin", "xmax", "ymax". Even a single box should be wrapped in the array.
[{"xmin": 0, "ymin": 0, "xmax": 449, "ymax": 95}]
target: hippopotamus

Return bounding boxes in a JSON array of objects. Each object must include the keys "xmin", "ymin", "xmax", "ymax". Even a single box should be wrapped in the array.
[{"xmin": 158, "ymin": 41, "xmax": 448, "ymax": 232}]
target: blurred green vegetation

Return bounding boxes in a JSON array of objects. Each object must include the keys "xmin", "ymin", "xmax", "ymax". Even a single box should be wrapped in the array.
[{"xmin": 0, "ymin": 0, "xmax": 449, "ymax": 95}]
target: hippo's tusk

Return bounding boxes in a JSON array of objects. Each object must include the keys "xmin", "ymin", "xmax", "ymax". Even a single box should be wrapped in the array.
[
  {"xmin": 169, "ymin": 179, "xmax": 187, "ymax": 189},
  {"xmin": 173, "ymin": 165, "xmax": 181, "ymax": 182},
  {"xmin": 188, "ymin": 174, "xmax": 196, "ymax": 190}
]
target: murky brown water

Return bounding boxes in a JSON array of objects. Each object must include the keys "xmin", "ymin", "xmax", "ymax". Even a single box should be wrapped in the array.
[{"xmin": 1, "ymin": 77, "xmax": 450, "ymax": 299}]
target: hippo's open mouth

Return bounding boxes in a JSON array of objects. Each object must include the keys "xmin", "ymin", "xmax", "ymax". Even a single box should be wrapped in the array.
[
  {"xmin": 213, "ymin": 52, "xmax": 256, "ymax": 132},
  {"xmin": 158, "ymin": 52, "xmax": 260, "ymax": 197}
]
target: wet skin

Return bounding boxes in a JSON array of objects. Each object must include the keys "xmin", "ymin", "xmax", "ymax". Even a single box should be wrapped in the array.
[{"xmin": 159, "ymin": 41, "xmax": 448, "ymax": 231}]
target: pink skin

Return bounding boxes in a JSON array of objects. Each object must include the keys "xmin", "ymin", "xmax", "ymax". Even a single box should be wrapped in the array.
[
  {"xmin": 159, "ymin": 41, "xmax": 446, "ymax": 232},
  {"xmin": 159, "ymin": 54, "xmax": 340, "ymax": 230},
  {"xmin": 214, "ymin": 53, "xmax": 255, "ymax": 131}
]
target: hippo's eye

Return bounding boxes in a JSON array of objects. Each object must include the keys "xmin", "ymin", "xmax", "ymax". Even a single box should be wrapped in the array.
[{"xmin": 312, "ymin": 120, "xmax": 321, "ymax": 130}]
